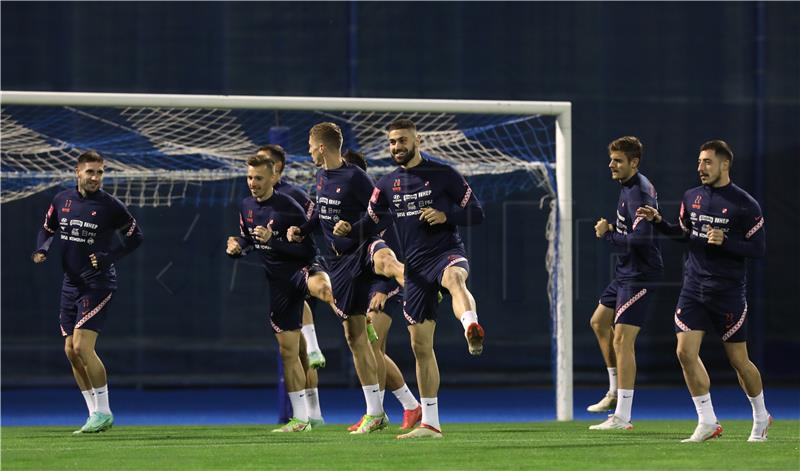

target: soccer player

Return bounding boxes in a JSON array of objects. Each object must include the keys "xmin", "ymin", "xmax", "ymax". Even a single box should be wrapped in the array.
[
  {"xmin": 257, "ymin": 144, "xmax": 327, "ymax": 370},
  {"xmin": 588, "ymin": 137, "xmax": 663, "ymax": 430},
  {"xmin": 257, "ymin": 144, "xmax": 325, "ymax": 425},
  {"xmin": 335, "ymin": 118, "xmax": 486, "ymax": 439},
  {"xmin": 286, "ymin": 122, "xmax": 388, "ymax": 434},
  {"xmin": 226, "ymin": 152, "xmax": 338, "ymax": 433},
  {"xmin": 341, "ymin": 149, "xmax": 422, "ymax": 432},
  {"xmin": 636, "ymin": 140, "xmax": 771, "ymax": 442},
  {"xmin": 32, "ymin": 150, "xmax": 144, "ymax": 434}
]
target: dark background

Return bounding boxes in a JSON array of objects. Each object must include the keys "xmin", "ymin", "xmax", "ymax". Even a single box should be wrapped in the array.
[{"xmin": 2, "ymin": 2, "xmax": 798, "ymax": 389}]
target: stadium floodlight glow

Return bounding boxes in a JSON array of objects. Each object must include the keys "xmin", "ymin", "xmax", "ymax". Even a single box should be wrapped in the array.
[{"xmin": 0, "ymin": 90, "xmax": 573, "ymax": 420}]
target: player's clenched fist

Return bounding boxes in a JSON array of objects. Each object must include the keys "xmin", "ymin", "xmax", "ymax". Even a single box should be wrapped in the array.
[
  {"xmin": 419, "ymin": 207, "xmax": 447, "ymax": 225},
  {"xmin": 333, "ymin": 220, "xmax": 352, "ymax": 236},
  {"xmin": 594, "ymin": 218, "xmax": 613, "ymax": 238},
  {"xmin": 286, "ymin": 226, "xmax": 304, "ymax": 242},
  {"xmin": 706, "ymin": 228, "xmax": 725, "ymax": 246},
  {"xmin": 32, "ymin": 252, "xmax": 46, "ymax": 263},
  {"xmin": 226, "ymin": 236, "xmax": 242, "ymax": 255}
]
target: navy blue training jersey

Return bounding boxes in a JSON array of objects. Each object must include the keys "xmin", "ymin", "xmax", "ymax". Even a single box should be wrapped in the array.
[
  {"xmin": 603, "ymin": 172, "xmax": 664, "ymax": 281},
  {"xmin": 656, "ymin": 182, "xmax": 765, "ymax": 291},
  {"xmin": 275, "ymin": 179, "xmax": 315, "ymax": 220},
  {"xmin": 34, "ymin": 187, "xmax": 143, "ymax": 289},
  {"xmin": 300, "ymin": 161, "xmax": 376, "ymax": 255},
  {"xmin": 233, "ymin": 192, "xmax": 316, "ymax": 278},
  {"xmin": 352, "ymin": 159, "xmax": 484, "ymax": 270}
]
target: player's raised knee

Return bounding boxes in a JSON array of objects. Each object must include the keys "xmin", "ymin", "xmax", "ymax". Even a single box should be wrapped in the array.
[{"xmin": 441, "ymin": 266, "xmax": 468, "ymax": 290}]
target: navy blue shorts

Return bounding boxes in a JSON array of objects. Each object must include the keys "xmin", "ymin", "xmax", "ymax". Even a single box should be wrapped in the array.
[
  {"xmin": 321, "ymin": 238, "xmax": 387, "ymax": 320},
  {"xmin": 403, "ymin": 250, "xmax": 469, "ymax": 325},
  {"xmin": 59, "ymin": 279, "xmax": 114, "ymax": 336},
  {"xmin": 598, "ymin": 279, "xmax": 654, "ymax": 327},
  {"xmin": 673, "ymin": 288, "xmax": 748, "ymax": 342},
  {"xmin": 268, "ymin": 263, "xmax": 325, "ymax": 333}
]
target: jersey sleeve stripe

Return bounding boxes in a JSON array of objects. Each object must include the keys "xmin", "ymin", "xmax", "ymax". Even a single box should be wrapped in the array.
[{"xmin": 745, "ymin": 217, "xmax": 764, "ymax": 239}]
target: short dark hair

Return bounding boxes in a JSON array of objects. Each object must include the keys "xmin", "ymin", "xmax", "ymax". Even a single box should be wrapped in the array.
[
  {"xmin": 77, "ymin": 150, "xmax": 104, "ymax": 166},
  {"xmin": 246, "ymin": 152, "xmax": 275, "ymax": 170},
  {"xmin": 258, "ymin": 144, "xmax": 287, "ymax": 172},
  {"xmin": 387, "ymin": 118, "xmax": 417, "ymax": 132},
  {"xmin": 700, "ymin": 139, "xmax": 734, "ymax": 163},
  {"xmin": 342, "ymin": 149, "xmax": 367, "ymax": 171},
  {"xmin": 608, "ymin": 136, "xmax": 643, "ymax": 162},
  {"xmin": 309, "ymin": 122, "xmax": 343, "ymax": 151}
]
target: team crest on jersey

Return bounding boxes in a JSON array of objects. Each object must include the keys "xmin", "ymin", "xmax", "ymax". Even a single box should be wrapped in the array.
[
  {"xmin": 392, "ymin": 179, "xmax": 402, "ymax": 192},
  {"xmin": 722, "ymin": 208, "xmax": 728, "ymax": 214},
  {"xmin": 91, "ymin": 210, "xmax": 97, "ymax": 216},
  {"xmin": 62, "ymin": 199, "xmax": 72, "ymax": 213},
  {"xmin": 425, "ymin": 181, "xmax": 430, "ymax": 186},
  {"xmin": 336, "ymin": 187, "xmax": 341, "ymax": 193},
  {"xmin": 246, "ymin": 209, "xmax": 254, "ymax": 224},
  {"xmin": 691, "ymin": 195, "xmax": 702, "ymax": 209}
]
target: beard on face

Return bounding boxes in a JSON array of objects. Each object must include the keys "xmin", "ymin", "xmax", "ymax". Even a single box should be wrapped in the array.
[{"xmin": 392, "ymin": 143, "xmax": 416, "ymax": 166}]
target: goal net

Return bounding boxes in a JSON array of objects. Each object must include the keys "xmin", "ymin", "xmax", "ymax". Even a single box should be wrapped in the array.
[{"xmin": 0, "ymin": 92, "xmax": 573, "ymax": 420}]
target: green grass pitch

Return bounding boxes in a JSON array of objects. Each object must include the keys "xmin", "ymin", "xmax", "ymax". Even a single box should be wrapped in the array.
[{"xmin": 2, "ymin": 421, "xmax": 798, "ymax": 470}]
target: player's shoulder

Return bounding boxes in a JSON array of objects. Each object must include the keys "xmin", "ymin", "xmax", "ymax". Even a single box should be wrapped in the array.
[
  {"xmin": 376, "ymin": 167, "xmax": 401, "ymax": 186},
  {"xmin": 99, "ymin": 190, "xmax": 130, "ymax": 210},
  {"xmin": 730, "ymin": 183, "xmax": 761, "ymax": 210},
  {"xmin": 682, "ymin": 185, "xmax": 704, "ymax": 200},
  {"xmin": 52, "ymin": 188, "xmax": 74, "ymax": 202},
  {"xmin": 239, "ymin": 195, "xmax": 257, "ymax": 209},
  {"xmin": 632, "ymin": 173, "xmax": 658, "ymax": 201}
]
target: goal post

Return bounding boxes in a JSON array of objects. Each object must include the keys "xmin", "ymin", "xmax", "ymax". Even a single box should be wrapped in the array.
[{"xmin": 0, "ymin": 91, "xmax": 573, "ymax": 420}]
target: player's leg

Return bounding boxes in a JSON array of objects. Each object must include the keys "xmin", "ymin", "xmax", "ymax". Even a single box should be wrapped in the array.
[
  {"xmin": 298, "ymin": 334, "xmax": 324, "ymax": 426},
  {"xmin": 385, "ymin": 354, "xmax": 422, "ymax": 430},
  {"xmin": 306, "ymin": 271, "xmax": 336, "ymax": 308},
  {"xmin": 372, "ymin": 246, "xmax": 405, "ymax": 288},
  {"xmin": 588, "ymin": 301, "xmax": 617, "ymax": 413},
  {"xmin": 344, "ymin": 314, "xmax": 388, "ymax": 433},
  {"xmin": 676, "ymin": 330, "xmax": 722, "ymax": 442},
  {"xmin": 64, "ymin": 335, "xmax": 97, "ymax": 432},
  {"xmin": 589, "ymin": 322, "xmax": 639, "ymax": 430},
  {"xmin": 723, "ymin": 341, "xmax": 771, "ymax": 441},
  {"xmin": 301, "ymin": 301, "xmax": 326, "ymax": 369},
  {"xmin": 370, "ymin": 309, "xmax": 392, "ymax": 391},
  {"xmin": 591, "ymin": 323, "xmax": 639, "ymax": 430},
  {"xmin": 347, "ymin": 308, "xmax": 391, "ymax": 432},
  {"xmin": 70, "ymin": 290, "xmax": 115, "ymax": 433},
  {"xmin": 59, "ymin": 284, "xmax": 97, "ymax": 432},
  {"xmin": 440, "ymin": 264, "xmax": 484, "ymax": 356},
  {"xmin": 72, "ymin": 328, "xmax": 114, "ymax": 433},
  {"xmin": 273, "ymin": 329, "xmax": 312, "ymax": 432},
  {"xmin": 397, "ymin": 320, "xmax": 442, "ymax": 439}
]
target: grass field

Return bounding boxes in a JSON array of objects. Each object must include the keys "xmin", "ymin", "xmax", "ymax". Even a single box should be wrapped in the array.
[{"xmin": 2, "ymin": 420, "xmax": 798, "ymax": 470}]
